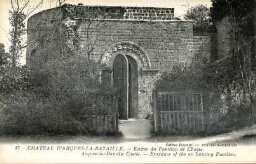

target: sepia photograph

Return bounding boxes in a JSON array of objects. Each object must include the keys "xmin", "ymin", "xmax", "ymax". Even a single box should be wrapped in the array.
[{"xmin": 0, "ymin": 0, "xmax": 255, "ymax": 163}]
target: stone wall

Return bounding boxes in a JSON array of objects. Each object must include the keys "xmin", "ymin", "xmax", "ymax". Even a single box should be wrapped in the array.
[
  {"xmin": 192, "ymin": 35, "xmax": 211, "ymax": 59},
  {"xmin": 26, "ymin": 7, "xmax": 64, "ymax": 68},
  {"xmin": 123, "ymin": 7, "xmax": 174, "ymax": 20},
  {"xmin": 26, "ymin": 4, "xmax": 211, "ymax": 119},
  {"xmin": 138, "ymin": 70, "xmax": 162, "ymax": 118},
  {"xmin": 76, "ymin": 19, "xmax": 195, "ymax": 118},
  {"xmin": 77, "ymin": 19, "xmax": 193, "ymax": 70},
  {"xmin": 61, "ymin": 4, "xmax": 174, "ymax": 21}
]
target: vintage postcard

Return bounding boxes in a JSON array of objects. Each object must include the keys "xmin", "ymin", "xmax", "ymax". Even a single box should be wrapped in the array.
[{"xmin": 0, "ymin": 0, "xmax": 255, "ymax": 163}]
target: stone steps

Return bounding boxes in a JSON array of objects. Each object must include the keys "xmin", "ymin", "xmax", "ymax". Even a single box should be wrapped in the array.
[{"xmin": 119, "ymin": 119, "xmax": 152, "ymax": 139}]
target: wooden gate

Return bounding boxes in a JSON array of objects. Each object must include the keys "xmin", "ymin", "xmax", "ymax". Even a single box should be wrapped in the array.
[
  {"xmin": 81, "ymin": 93, "xmax": 119, "ymax": 135},
  {"xmin": 153, "ymin": 91, "xmax": 205, "ymax": 134}
]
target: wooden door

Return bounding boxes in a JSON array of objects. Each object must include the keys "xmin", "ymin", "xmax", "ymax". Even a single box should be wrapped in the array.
[
  {"xmin": 113, "ymin": 54, "xmax": 129, "ymax": 120},
  {"xmin": 127, "ymin": 56, "xmax": 138, "ymax": 118}
]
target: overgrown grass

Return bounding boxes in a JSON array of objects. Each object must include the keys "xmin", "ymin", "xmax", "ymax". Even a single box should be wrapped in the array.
[
  {"xmin": 0, "ymin": 87, "xmax": 117, "ymax": 136},
  {"xmin": 202, "ymin": 104, "xmax": 254, "ymax": 136},
  {"xmin": 0, "ymin": 92, "xmax": 88, "ymax": 136}
]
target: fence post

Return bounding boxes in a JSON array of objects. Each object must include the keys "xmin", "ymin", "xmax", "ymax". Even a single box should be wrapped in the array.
[
  {"xmin": 114, "ymin": 96, "xmax": 119, "ymax": 133},
  {"xmin": 200, "ymin": 93, "xmax": 204, "ymax": 130},
  {"xmin": 153, "ymin": 90, "xmax": 159, "ymax": 132}
]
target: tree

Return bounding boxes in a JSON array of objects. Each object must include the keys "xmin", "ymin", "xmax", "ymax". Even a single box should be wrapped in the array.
[
  {"xmin": 58, "ymin": 0, "xmax": 66, "ymax": 6},
  {"xmin": 9, "ymin": 0, "xmax": 43, "ymax": 67},
  {"xmin": 0, "ymin": 43, "xmax": 12, "ymax": 92},
  {"xmin": 0, "ymin": 43, "xmax": 8, "ymax": 66},
  {"xmin": 184, "ymin": 4, "xmax": 211, "ymax": 30},
  {"xmin": 210, "ymin": 0, "xmax": 255, "ymax": 104},
  {"xmin": 0, "ymin": 43, "xmax": 29, "ymax": 94}
]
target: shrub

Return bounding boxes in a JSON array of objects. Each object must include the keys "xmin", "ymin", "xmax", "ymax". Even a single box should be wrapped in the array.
[
  {"xmin": 155, "ymin": 46, "xmax": 255, "ymax": 135},
  {"xmin": 204, "ymin": 104, "xmax": 254, "ymax": 135},
  {"xmin": 0, "ymin": 92, "xmax": 89, "ymax": 135},
  {"xmin": 0, "ymin": 55, "xmax": 117, "ymax": 136}
]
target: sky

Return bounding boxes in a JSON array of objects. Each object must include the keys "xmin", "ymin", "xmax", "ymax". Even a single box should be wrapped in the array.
[{"xmin": 0, "ymin": 0, "xmax": 212, "ymax": 64}]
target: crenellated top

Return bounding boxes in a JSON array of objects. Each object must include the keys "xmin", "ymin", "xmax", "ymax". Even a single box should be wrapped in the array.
[{"xmin": 61, "ymin": 4, "xmax": 174, "ymax": 21}]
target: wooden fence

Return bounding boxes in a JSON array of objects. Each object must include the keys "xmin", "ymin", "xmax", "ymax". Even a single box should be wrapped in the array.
[
  {"xmin": 153, "ymin": 91, "xmax": 205, "ymax": 134},
  {"xmin": 80, "ymin": 93, "xmax": 119, "ymax": 135},
  {"xmin": 81, "ymin": 114, "xmax": 119, "ymax": 135}
]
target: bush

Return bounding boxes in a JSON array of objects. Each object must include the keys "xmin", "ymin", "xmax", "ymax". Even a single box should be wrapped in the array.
[
  {"xmin": 0, "ymin": 66, "xmax": 30, "ymax": 94},
  {"xmin": 203, "ymin": 104, "xmax": 254, "ymax": 135},
  {"xmin": 155, "ymin": 45, "xmax": 255, "ymax": 136},
  {"xmin": 0, "ymin": 55, "xmax": 117, "ymax": 136},
  {"xmin": 0, "ymin": 92, "xmax": 89, "ymax": 135}
]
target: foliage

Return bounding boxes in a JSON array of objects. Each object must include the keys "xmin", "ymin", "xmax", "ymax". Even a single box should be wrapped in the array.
[
  {"xmin": 156, "ymin": 0, "xmax": 256, "ymax": 135},
  {"xmin": 31, "ymin": 54, "xmax": 116, "ymax": 117},
  {"xmin": 209, "ymin": 0, "xmax": 256, "ymax": 132},
  {"xmin": 155, "ymin": 55, "xmax": 255, "ymax": 135},
  {"xmin": 0, "ymin": 43, "xmax": 30, "ymax": 94},
  {"xmin": 0, "ymin": 4, "xmax": 117, "ymax": 136},
  {"xmin": 9, "ymin": 0, "xmax": 43, "ymax": 67},
  {"xmin": 0, "ymin": 46, "xmax": 37, "ymax": 136},
  {"xmin": 204, "ymin": 104, "xmax": 254, "ymax": 135},
  {"xmin": 0, "ymin": 66, "xmax": 30, "ymax": 94},
  {"xmin": 2, "ymin": 4, "xmax": 116, "ymax": 135},
  {"xmin": 210, "ymin": 0, "xmax": 256, "ymax": 104},
  {"xmin": 0, "ymin": 51, "xmax": 116, "ymax": 135},
  {"xmin": 156, "ymin": 49, "xmax": 213, "ymax": 93},
  {"xmin": 0, "ymin": 44, "xmax": 10, "ymax": 66},
  {"xmin": 58, "ymin": 0, "xmax": 66, "ymax": 6},
  {"xmin": 210, "ymin": 0, "xmax": 255, "ymax": 25},
  {"xmin": 0, "ymin": 92, "xmax": 88, "ymax": 135},
  {"xmin": 156, "ymin": 11, "xmax": 255, "ymax": 132},
  {"xmin": 184, "ymin": 4, "xmax": 212, "ymax": 30},
  {"xmin": 9, "ymin": 10, "xmax": 26, "ymax": 67},
  {"xmin": 31, "ymin": 55, "xmax": 100, "ymax": 98}
]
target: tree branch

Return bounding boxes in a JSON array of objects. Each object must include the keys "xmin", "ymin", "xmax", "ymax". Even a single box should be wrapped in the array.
[
  {"xmin": 25, "ymin": 0, "xmax": 44, "ymax": 17},
  {"xmin": 19, "ymin": 0, "xmax": 30, "ymax": 13},
  {"xmin": 10, "ymin": 0, "xmax": 15, "ymax": 12}
]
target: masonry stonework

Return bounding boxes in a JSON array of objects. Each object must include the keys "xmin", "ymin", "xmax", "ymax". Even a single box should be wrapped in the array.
[{"xmin": 27, "ymin": 4, "xmax": 211, "ymax": 119}]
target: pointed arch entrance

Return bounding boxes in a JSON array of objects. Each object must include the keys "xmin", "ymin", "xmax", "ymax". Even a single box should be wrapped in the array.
[{"xmin": 113, "ymin": 54, "xmax": 138, "ymax": 120}]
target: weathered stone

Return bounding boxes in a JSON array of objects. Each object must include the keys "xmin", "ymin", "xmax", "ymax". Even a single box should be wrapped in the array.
[{"xmin": 26, "ymin": 4, "xmax": 211, "ymax": 119}]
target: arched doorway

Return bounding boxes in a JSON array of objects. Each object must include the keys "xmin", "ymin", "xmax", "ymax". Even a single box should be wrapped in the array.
[{"xmin": 113, "ymin": 54, "xmax": 138, "ymax": 120}]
